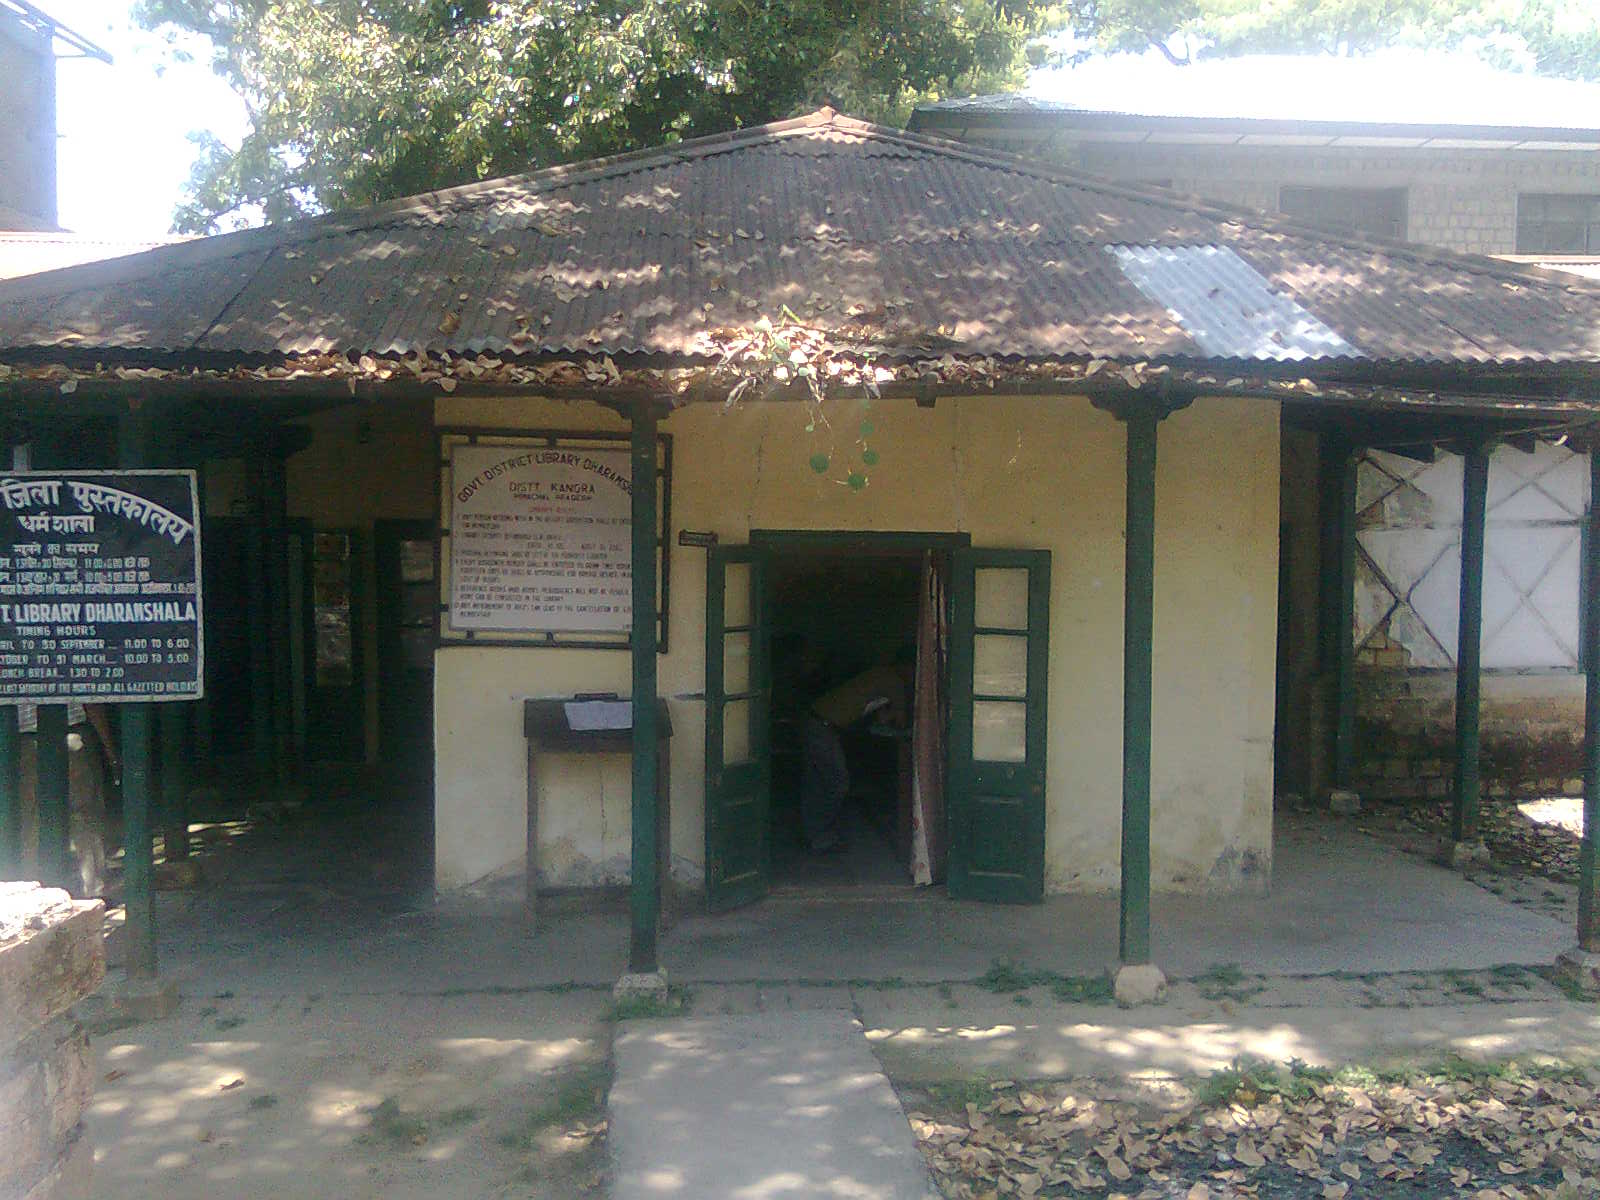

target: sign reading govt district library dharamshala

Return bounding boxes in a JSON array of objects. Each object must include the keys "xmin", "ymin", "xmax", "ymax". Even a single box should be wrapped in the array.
[
  {"xmin": 0, "ymin": 471, "xmax": 203, "ymax": 702},
  {"xmin": 449, "ymin": 443, "xmax": 632, "ymax": 634}
]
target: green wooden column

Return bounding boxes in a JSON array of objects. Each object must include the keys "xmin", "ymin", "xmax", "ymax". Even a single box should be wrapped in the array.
[
  {"xmin": 0, "ymin": 446, "xmax": 24, "ymax": 876},
  {"xmin": 1119, "ymin": 400, "xmax": 1159, "ymax": 966},
  {"xmin": 1331, "ymin": 446, "xmax": 1359, "ymax": 788},
  {"xmin": 1579, "ymin": 450, "xmax": 1600, "ymax": 952},
  {"xmin": 35, "ymin": 704, "xmax": 71, "ymax": 888},
  {"xmin": 628, "ymin": 403, "xmax": 660, "ymax": 976},
  {"xmin": 263, "ymin": 453, "xmax": 294, "ymax": 783},
  {"xmin": 1452, "ymin": 442, "xmax": 1490, "ymax": 846},
  {"xmin": 159, "ymin": 704, "xmax": 190, "ymax": 861},
  {"xmin": 0, "ymin": 707, "xmax": 18, "ymax": 877},
  {"xmin": 120, "ymin": 407, "xmax": 158, "ymax": 979},
  {"xmin": 245, "ymin": 454, "xmax": 273, "ymax": 780}
]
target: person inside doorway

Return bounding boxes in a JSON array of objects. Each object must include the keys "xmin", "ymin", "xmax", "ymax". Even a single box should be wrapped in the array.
[{"xmin": 801, "ymin": 652, "xmax": 912, "ymax": 854}]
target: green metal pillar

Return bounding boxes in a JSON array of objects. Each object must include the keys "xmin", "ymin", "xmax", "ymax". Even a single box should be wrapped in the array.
[
  {"xmin": 1119, "ymin": 401, "xmax": 1158, "ymax": 966},
  {"xmin": 158, "ymin": 704, "xmax": 189, "ymax": 861},
  {"xmin": 1452, "ymin": 443, "xmax": 1490, "ymax": 845},
  {"xmin": 1331, "ymin": 446, "xmax": 1359, "ymax": 788},
  {"xmin": 1579, "ymin": 450, "xmax": 1600, "ymax": 952},
  {"xmin": 245, "ymin": 454, "xmax": 273, "ymax": 780},
  {"xmin": 0, "ymin": 707, "xmax": 18, "ymax": 877},
  {"xmin": 120, "ymin": 408, "xmax": 157, "ymax": 979},
  {"xmin": 628, "ymin": 404, "xmax": 660, "ymax": 976},
  {"xmin": 263, "ymin": 454, "xmax": 293, "ymax": 783},
  {"xmin": 36, "ymin": 705, "xmax": 71, "ymax": 887},
  {"xmin": 0, "ymin": 445, "xmax": 24, "ymax": 877}
]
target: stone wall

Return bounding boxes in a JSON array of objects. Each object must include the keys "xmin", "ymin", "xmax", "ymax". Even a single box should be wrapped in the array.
[
  {"xmin": 1047, "ymin": 141, "xmax": 1600, "ymax": 257},
  {"xmin": 1, "ymin": 882, "xmax": 105, "ymax": 1200},
  {"xmin": 1352, "ymin": 670, "xmax": 1586, "ymax": 803}
]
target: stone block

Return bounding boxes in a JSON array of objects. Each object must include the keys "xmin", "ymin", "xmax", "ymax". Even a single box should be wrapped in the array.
[
  {"xmin": 1110, "ymin": 963, "xmax": 1168, "ymax": 1008},
  {"xmin": 0, "ymin": 1020, "xmax": 94, "ymax": 1195},
  {"xmin": 613, "ymin": 970, "xmax": 669, "ymax": 1002},
  {"xmin": 1554, "ymin": 947, "xmax": 1600, "ymax": 999},
  {"xmin": 0, "ymin": 885, "xmax": 105, "ymax": 1047},
  {"xmin": 1328, "ymin": 789, "xmax": 1362, "ymax": 816},
  {"xmin": 1448, "ymin": 841, "xmax": 1491, "ymax": 870},
  {"xmin": 18, "ymin": 1126, "xmax": 92, "ymax": 1200},
  {"xmin": 106, "ymin": 974, "xmax": 179, "ymax": 1022},
  {"xmin": 1562, "ymin": 778, "xmax": 1583, "ymax": 796}
]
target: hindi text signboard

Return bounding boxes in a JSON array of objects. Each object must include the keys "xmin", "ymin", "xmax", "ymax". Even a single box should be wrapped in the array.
[
  {"xmin": 0, "ymin": 470, "xmax": 203, "ymax": 702},
  {"xmin": 448, "ymin": 443, "xmax": 633, "ymax": 634}
]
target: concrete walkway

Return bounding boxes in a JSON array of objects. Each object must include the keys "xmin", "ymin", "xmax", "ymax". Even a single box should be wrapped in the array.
[
  {"xmin": 611, "ymin": 1011, "xmax": 938, "ymax": 1200},
  {"xmin": 144, "ymin": 812, "xmax": 1574, "ymax": 998}
]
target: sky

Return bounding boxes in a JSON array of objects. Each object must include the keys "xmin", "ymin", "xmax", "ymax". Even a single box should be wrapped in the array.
[
  {"xmin": 50, "ymin": 0, "xmax": 247, "ymax": 239},
  {"xmin": 36, "ymin": 4, "xmax": 1600, "ymax": 241}
]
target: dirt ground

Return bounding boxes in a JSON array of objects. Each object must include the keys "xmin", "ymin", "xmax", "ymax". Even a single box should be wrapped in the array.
[
  {"xmin": 78, "ymin": 988, "xmax": 613, "ymax": 1200},
  {"xmin": 903, "ymin": 1060, "xmax": 1600, "ymax": 1199}
]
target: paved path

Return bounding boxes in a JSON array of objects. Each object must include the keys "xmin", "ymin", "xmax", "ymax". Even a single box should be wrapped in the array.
[{"xmin": 610, "ymin": 1011, "xmax": 939, "ymax": 1200}]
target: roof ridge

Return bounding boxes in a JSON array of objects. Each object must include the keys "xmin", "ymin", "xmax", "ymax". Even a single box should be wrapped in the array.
[{"xmin": 3, "ymin": 105, "xmax": 1595, "ymax": 308}]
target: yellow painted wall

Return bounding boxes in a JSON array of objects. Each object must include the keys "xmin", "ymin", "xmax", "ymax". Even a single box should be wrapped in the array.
[{"xmin": 431, "ymin": 392, "xmax": 1280, "ymax": 894}]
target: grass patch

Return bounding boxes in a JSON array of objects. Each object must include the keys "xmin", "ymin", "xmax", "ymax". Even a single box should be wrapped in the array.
[
  {"xmin": 497, "ymin": 1063, "xmax": 611, "ymax": 1151},
  {"xmin": 214, "ymin": 1015, "xmax": 247, "ymax": 1032},
  {"xmin": 611, "ymin": 984, "xmax": 693, "ymax": 1021},
  {"xmin": 247, "ymin": 1093, "xmax": 278, "ymax": 1111},
  {"xmin": 1050, "ymin": 975, "xmax": 1115, "ymax": 1005},
  {"xmin": 362, "ymin": 1097, "xmax": 431, "ymax": 1146},
  {"xmin": 924, "ymin": 1078, "xmax": 1001, "ymax": 1109},
  {"xmin": 1193, "ymin": 962, "xmax": 1267, "ymax": 1003},
  {"xmin": 976, "ymin": 959, "xmax": 1040, "ymax": 993}
]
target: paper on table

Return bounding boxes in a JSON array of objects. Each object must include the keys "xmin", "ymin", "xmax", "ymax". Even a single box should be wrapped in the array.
[{"xmin": 564, "ymin": 700, "xmax": 634, "ymax": 731}]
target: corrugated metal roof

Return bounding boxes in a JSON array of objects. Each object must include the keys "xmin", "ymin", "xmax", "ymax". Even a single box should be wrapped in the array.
[
  {"xmin": 1, "ymin": 109, "xmax": 1598, "ymax": 369},
  {"xmin": 1111, "ymin": 245, "xmax": 1361, "ymax": 362}
]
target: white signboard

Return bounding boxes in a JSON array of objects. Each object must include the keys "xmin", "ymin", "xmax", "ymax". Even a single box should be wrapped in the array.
[{"xmin": 448, "ymin": 443, "xmax": 633, "ymax": 634}]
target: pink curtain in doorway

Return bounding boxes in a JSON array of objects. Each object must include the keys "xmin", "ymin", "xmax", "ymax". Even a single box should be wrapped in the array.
[{"xmin": 909, "ymin": 552, "xmax": 948, "ymax": 885}]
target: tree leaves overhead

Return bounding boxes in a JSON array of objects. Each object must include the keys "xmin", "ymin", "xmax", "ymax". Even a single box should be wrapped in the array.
[
  {"xmin": 136, "ymin": 0, "xmax": 1044, "ymax": 232},
  {"xmin": 1058, "ymin": 1, "xmax": 1600, "ymax": 79}
]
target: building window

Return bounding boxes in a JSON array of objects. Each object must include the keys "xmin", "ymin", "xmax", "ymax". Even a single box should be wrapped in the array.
[
  {"xmin": 1516, "ymin": 194, "xmax": 1600, "ymax": 253},
  {"xmin": 1279, "ymin": 186, "xmax": 1407, "ymax": 241}
]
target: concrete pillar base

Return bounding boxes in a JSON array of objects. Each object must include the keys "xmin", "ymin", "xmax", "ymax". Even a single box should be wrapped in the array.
[
  {"xmin": 1327, "ymin": 789, "xmax": 1362, "ymax": 816},
  {"xmin": 107, "ymin": 974, "xmax": 179, "ymax": 1022},
  {"xmin": 1446, "ymin": 840, "xmax": 1491, "ymax": 870},
  {"xmin": 1109, "ymin": 963, "xmax": 1168, "ymax": 1008},
  {"xmin": 613, "ymin": 969, "xmax": 669, "ymax": 1003},
  {"xmin": 1554, "ymin": 947, "xmax": 1600, "ymax": 998}
]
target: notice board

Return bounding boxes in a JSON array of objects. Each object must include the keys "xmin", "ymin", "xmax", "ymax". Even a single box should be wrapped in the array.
[
  {"xmin": 0, "ymin": 470, "xmax": 203, "ymax": 702},
  {"xmin": 439, "ymin": 430, "xmax": 671, "ymax": 649}
]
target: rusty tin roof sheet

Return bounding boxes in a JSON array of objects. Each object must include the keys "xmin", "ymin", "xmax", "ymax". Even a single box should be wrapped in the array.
[{"xmin": 1, "ymin": 109, "xmax": 1599, "ymax": 369}]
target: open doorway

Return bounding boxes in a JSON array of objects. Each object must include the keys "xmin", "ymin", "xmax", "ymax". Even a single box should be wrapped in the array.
[{"xmin": 759, "ymin": 535, "xmax": 956, "ymax": 889}]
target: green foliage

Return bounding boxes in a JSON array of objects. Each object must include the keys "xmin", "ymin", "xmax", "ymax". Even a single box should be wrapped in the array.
[
  {"xmin": 610, "ymin": 983, "xmax": 694, "ymax": 1020},
  {"xmin": 1052, "ymin": 0, "xmax": 1600, "ymax": 83},
  {"xmin": 137, "ymin": 0, "xmax": 1047, "ymax": 232}
]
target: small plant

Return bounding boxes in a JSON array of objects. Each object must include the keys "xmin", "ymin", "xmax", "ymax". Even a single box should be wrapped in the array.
[
  {"xmin": 214, "ymin": 1015, "xmax": 247, "ymax": 1032},
  {"xmin": 976, "ymin": 959, "xmax": 1040, "ymax": 993},
  {"xmin": 498, "ymin": 1064, "xmax": 611, "ymax": 1150},
  {"xmin": 1050, "ymin": 975, "xmax": 1115, "ymax": 1005},
  {"xmin": 247, "ymin": 1093, "xmax": 279, "ymax": 1111}
]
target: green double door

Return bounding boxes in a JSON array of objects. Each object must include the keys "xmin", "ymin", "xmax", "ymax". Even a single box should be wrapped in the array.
[{"xmin": 703, "ymin": 544, "xmax": 1050, "ymax": 911}]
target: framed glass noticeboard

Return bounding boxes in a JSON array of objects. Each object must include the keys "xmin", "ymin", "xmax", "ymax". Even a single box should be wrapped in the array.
[{"xmin": 438, "ymin": 429, "xmax": 670, "ymax": 650}]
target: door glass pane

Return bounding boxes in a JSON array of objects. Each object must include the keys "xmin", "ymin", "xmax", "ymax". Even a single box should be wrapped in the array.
[
  {"xmin": 975, "ymin": 567, "xmax": 1029, "ymax": 630},
  {"xmin": 723, "ymin": 631, "xmax": 751, "ymax": 695},
  {"xmin": 974, "ymin": 633, "xmax": 1027, "ymax": 698},
  {"xmin": 723, "ymin": 697, "xmax": 752, "ymax": 765},
  {"xmin": 973, "ymin": 700, "xmax": 1027, "ymax": 763},
  {"xmin": 399, "ymin": 539, "xmax": 434, "ymax": 583},
  {"xmin": 724, "ymin": 562, "xmax": 752, "ymax": 626}
]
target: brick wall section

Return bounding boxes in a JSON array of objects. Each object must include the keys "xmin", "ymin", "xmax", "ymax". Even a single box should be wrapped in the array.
[
  {"xmin": 1, "ymin": 882, "xmax": 105, "ymax": 1200},
  {"xmin": 1352, "ymin": 672, "xmax": 1587, "ymax": 803},
  {"xmin": 1047, "ymin": 141, "xmax": 1600, "ymax": 256}
]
